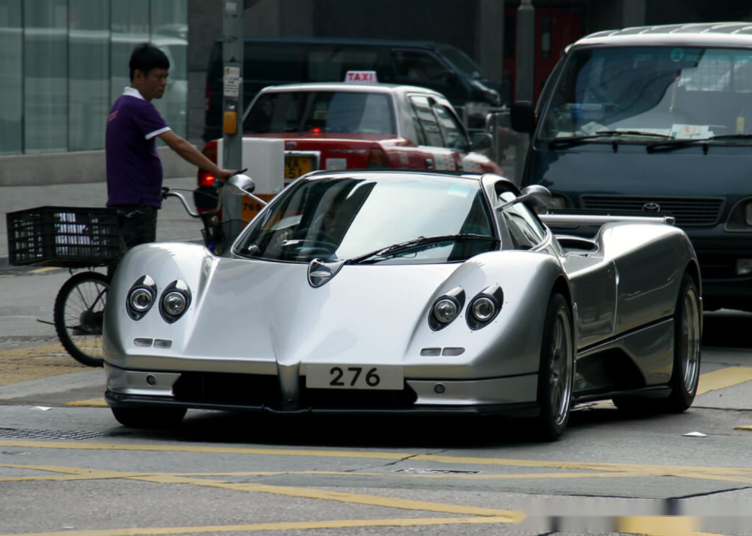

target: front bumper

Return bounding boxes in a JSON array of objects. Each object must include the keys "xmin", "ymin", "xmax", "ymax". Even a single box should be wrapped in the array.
[{"xmin": 104, "ymin": 363, "xmax": 539, "ymax": 417}]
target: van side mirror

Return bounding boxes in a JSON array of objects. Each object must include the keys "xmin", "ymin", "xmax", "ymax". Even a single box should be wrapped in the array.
[
  {"xmin": 510, "ymin": 101, "xmax": 535, "ymax": 134},
  {"xmin": 470, "ymin": 132, "xmax": 493, "ymax": 152}
]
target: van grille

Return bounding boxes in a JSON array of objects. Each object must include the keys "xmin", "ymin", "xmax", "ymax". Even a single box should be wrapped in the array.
[{"xmin": 580, "ymin": 195, "xmax": 725, "ymax": 227}]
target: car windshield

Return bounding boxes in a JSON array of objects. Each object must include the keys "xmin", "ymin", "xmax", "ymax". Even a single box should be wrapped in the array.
[
  {"xmin": 244, "ymin": 91, "xmax": 396, "ymax": 135},
  {"xmin": 236, "ymin": 175, "xmax": 497, "ymax": 264},
  {"xmin": 539, "ymin": 46, "xmax": 752, "ymax": 143}
]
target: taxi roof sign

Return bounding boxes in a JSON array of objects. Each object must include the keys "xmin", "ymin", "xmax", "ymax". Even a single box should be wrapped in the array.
[{"xmin": 345, "ymin": 71, "xmax": 378, "ymax": 83}]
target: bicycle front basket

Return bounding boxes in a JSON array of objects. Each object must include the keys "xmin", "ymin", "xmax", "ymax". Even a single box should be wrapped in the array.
[{"xmin": 6, "ymin": 206, "xmax": 124, "ymax": 267}]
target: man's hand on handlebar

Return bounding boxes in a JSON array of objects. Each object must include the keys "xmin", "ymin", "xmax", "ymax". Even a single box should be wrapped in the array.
[{"xmin": 214, "ymin": 168, "xmax": 247, "ymax": 184}]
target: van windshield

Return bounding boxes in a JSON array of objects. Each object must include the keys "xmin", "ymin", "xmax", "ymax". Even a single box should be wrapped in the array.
[
  {"xmin": 539, "ymin": 46, "xmax": 752, "ymax": 142},
  {"xmin": 437, "ymin": 45, "xmax": 487, "ymax": 79},
  {"xmin": 244, "ymin": 91, "xmax": 396, "ymax": 135}
]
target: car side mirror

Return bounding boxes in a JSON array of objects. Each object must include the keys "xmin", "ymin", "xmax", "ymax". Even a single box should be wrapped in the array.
[
  {"xmin": 519, "ymin": 184, "xmax": 553, "ymax": 208},
  {"xmin": 497, "ymin": 184, "xmax": 552, "ymax": 211},
  {"xmin": 510, "ymin": 101, "xmax": 535, "ymax": 134},
  {"xmin": 470, "ymin": 132, "xmax": 493, "ymax": 152},
  {"xmin": 227, "ymin": 174, "xmax": 256, "ymax": 196}
]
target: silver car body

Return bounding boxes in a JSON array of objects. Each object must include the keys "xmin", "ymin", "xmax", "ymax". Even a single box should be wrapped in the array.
[{"xmin": 103, "ymin": 171, "xmax": 700, "ymax": 417}]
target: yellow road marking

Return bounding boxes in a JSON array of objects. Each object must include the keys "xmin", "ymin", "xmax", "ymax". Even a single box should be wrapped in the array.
[
  {"xmin": 140, "ymin": 473, "xmax": 523, "ymax": 519},
  {"xmin": 616, "ymin": 515, "xmax": 697, "ymax": 536},
  {"xmin": 0, "ymin": 517, "xmax": 517, "ymax": 536},
  {"xmin": 0, "ymin": 463, "xmax": 525, "ymax": 522},
  {"xmin": 65, "ymin": 397, "xmax": 107, "ymax": 407},
  {"xmin": 696, "ymin": 366, "xmax": 752, "ymax": 396},
  {"xmin": 28, "ymin": 267, "xmax": 60, "ymax": 274},
  {"xmin": 2, "ymin": 444, "xmax": 752, "ymax": 485},
  {"xmin": 0, "ymin": 343, "xmax": 87, "ymax": 387}
]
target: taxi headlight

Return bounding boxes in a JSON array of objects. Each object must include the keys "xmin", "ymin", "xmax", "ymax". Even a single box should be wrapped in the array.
[
  {"xmin": 126, "ymin": 276, "xmax": 157, "ymax": 320},
  {"xmin": 159, "ymin": 280, "xmax": 192, "ymax": 323}
]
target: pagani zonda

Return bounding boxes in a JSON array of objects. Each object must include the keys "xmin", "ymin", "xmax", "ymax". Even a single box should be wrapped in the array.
[{"xmin": 103, "ymin": 170, "xmax": 702, "ymax": 440}]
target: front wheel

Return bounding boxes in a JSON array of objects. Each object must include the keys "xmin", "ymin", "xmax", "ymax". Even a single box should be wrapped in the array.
[
  {"xmin": 533, "ymin": 293, "xmax": 575, "ymax": 441},
  {"xmin": 54, "ymin": 271, "xmax": 109, "ymax": 367}
]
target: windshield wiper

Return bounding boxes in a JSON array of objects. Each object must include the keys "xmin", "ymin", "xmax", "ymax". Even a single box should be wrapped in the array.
[
  {"xmin": 549, "ymin": 130, "xmax": 672, "ymax": 149},
  {"xmin": 647, "ymin": 134, "xmax": 752, "ymax": 153},
  {"xmin": 345, "ymin": 234, "xmax": 499, "ymax": 265}
]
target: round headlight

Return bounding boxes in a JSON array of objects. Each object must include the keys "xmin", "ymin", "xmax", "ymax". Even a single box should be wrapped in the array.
[
  {"xmin": 129, "ymin": 288, "xmax": 153, "ymax": 312},
  {"xmin": 162, "ymin": 291, "xmax": 187, "ymax": 316},
  {"xmin": 433, "ymin": 298, "xmax": 459, "ymax": 324},
  {"xmin": 472, "ymin": 296, "xmax": 496, "ymax": 322}
]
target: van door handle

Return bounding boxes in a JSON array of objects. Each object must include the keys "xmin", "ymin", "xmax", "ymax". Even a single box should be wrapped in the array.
[{"xmin": 425, "ymin": 158, "xmax": 434, "ymax": 169}]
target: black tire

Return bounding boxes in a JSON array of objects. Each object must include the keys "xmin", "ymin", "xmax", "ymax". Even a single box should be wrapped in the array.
[
  {"xmin": 54, "ymin": 271, "xmax": 110, "ymax": 368},
  {"xmin": 533, "ymin": 293, "xmax": 575, "ymax": 441},
  {"xmin": 662, "ymin": 274, "xmax": 702, "ymax": 412},
  {"xmin": 111, "ymin": 407, "xmax": 187, "ymax": 429},
  {"xmin": 613, "ymin": 274, "xmax": 702, "ymax": 414}
]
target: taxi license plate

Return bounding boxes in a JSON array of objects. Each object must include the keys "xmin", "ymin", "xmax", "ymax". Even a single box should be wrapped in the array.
[
  {"xmin": 285, "ymin": 155, "xmax": 314, "ymax": 179},
  {"xmin": 306, "ymin": 365, "xmax": 403, "ymax": 390}
]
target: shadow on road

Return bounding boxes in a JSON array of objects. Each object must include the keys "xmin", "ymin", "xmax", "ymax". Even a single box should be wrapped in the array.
[{"xmin": 702, "ymin": 310, "xmax": 752, "ymax": 348}]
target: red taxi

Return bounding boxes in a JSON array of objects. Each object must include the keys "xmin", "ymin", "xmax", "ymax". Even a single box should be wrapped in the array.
[{"xmin": 195, "ymin": 76, "xmax": 503, "ymax": 218}]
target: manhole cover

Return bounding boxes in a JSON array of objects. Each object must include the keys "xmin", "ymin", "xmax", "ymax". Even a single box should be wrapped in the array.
[{"xmin": 0, "ymin": 428, "xmax": 110, "ymax": 441}]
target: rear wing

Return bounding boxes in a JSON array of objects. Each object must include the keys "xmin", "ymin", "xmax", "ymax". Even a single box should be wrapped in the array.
[{"xmin": 540, "ymin": 214, "xmax": 676, "ymax": 227}]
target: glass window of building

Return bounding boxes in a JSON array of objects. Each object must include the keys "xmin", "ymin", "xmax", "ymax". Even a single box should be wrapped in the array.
[
  {"xmin": 24, "ymin": 0, "xmax": 68, "ymax": 153},
  {"xmin": 151, "ymin": 0, "xmax": 188, "ymax": 138},
  {"xmin": 69, "ymin": 0, "xmax": 109, "ymax": 151},
  {"xmin": 0, "ymin": 0, "xmax": 22, "ymax": 155}
]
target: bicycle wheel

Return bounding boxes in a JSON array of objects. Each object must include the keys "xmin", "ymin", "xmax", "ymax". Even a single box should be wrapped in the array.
[{"xmin": 54, "ymin": 271, "xmax": 110, "ymax": 367}]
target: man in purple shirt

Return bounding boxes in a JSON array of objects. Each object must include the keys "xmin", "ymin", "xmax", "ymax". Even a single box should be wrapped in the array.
[{"xmin": 106, "ymin": 44, "xmax": 234, "ymax": 252}]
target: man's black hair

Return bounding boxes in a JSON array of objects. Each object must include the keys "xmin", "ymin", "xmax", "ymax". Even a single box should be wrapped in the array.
[{"xmin": 129, "ymin": 44, "xmax": 170, "ymax": 81}]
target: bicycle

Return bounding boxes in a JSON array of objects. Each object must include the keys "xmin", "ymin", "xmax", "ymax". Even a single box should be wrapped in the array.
[{"xmin": 7, "ymin": 180, "xmax": 236, "ymax": 368}]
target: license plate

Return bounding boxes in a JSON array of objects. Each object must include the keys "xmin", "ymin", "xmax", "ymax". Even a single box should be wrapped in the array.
[
  {"xmin": 306, "ymin": 365, "xmax": 403, "ymax": 390},
  {"xmin": 285, "ymin": 156, "xmax": 314, "ymax": 179}
]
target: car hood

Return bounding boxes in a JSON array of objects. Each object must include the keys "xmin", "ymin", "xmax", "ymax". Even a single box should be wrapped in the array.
[
  {"xmin": 533, "ymin": 145, "xmax": 752, "ymax": 200},
  {"xmin": 103, "ymin": 243, "xmax": 560, "ymax": 379}
]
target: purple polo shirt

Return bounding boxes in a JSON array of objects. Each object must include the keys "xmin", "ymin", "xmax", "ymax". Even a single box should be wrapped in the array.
[{"xmin": 106, "ymin": 87, "xmax": 171, "ymax": 208}]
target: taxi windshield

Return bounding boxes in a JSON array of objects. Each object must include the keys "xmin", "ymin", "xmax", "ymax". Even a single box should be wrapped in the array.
[
  {"xmin": 539, "ymin": 46, "xmax": 752, "ymax": 143},
  {"xmin": 236, "ymin": 176, "xmax": 497, "ymax": 264},
  {"xmin": 244, "ymin": 91, "xmax": 396, "ymax": 135}
]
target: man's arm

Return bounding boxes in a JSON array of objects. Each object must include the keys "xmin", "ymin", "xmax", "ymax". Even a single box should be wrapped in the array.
[{"xmin": 158, "ymin": 130, "xmax": 236, "ymax": 181}]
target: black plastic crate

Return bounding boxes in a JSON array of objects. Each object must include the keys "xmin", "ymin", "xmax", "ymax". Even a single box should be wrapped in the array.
[{"xmin": 6, "ymin": 206, "xmax": 124, "ymax": 267}]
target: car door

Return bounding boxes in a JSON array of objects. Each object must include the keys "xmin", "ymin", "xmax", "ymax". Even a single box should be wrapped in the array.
[{"xmin": 407, "ymin": 95, "xmax": 458, "ymax": 171}]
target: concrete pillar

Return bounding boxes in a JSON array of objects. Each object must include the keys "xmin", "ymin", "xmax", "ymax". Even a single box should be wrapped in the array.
[
  {"xmin": 621, "ymin": 0, "xmax": 646, "ymax": 28},
  {"xmin": 515, "ymin": 0, "xmax": 535, "ymax": 103},
  {"xmin": 476, "ymin": 0, "xmax": 505, "ymax": 86}
]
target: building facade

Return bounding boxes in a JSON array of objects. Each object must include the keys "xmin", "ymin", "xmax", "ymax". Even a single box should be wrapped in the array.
[{"xmin": 1, "ymin": 0, "xmax": 751, "ymax": 185}]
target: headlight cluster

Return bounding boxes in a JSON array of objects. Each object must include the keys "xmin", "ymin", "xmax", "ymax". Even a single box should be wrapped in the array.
[
  {"xmin": 126, "ymin": 277, "xmax": 191, "ymax": 323},
  {"xmin": 725, "ymin": 198, "xmax": 752, "ymax": 232},
  {"xmin": 429, "ymin": 285, "xmax": 503, "ymax": 331}
]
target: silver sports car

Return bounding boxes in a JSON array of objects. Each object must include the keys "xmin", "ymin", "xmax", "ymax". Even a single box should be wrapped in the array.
[{"xmin": 103, "ymin": 170, "xmax": 702, "ymax": 440}]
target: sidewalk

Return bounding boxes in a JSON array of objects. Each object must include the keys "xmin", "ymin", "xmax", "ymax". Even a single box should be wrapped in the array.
[{"xmin": 0, "ymin": 177, "xmax": 204, "ymax": 261}]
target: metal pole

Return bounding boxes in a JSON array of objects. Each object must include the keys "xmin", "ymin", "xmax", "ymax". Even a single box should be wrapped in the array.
[
  {"xmin": 222, "ymin": 0, "xmax": 244, "ymax": 240},
  {"xmin": 514, "ymin": 0, "xmax": 535, "ymax": 186}
]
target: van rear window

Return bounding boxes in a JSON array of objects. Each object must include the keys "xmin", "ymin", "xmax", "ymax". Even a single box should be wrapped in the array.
[{"xmin": 244, "ymin": 91, "xmax": 396, "ymax": 135}]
